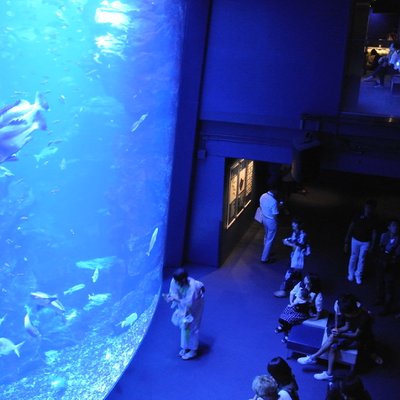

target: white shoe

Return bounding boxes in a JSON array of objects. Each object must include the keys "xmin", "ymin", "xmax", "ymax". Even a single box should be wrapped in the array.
[
  {"xmin": 314, "ymin": 371, "xmax": 333, "ymax": 380},
  {"xmin": 181, "ymin": 350, "xmax": 197, "ymax": 360},
  {"xmin": 178, "ymin": 349, "xmax": 187, "ymax": 357},
  {"xmin": 348, "ymin": 274, "xmax": 354, "ymax": 282},
  {"xmin": 297, "ymin": 355, "xmax": 316, "ymax": 365},
  {"xmin": 356, "ymin": 277, "xmax": 362, "ymax": 285}
]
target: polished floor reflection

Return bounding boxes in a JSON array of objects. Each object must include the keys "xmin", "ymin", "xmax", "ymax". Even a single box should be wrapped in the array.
[{"xmin": 357, "ymin": 75, "xmax": 400, "ymax": 116}]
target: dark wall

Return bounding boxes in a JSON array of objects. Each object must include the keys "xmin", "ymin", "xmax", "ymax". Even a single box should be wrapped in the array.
[
  {"xmin": 200, "ymin": 0, "xmax": 352, "ymax": 128},
  {"xmin": 183, "ymin": 0, "xmax": 354, "ymax": 266},
  {"xmin": 368, "ymin": 13, "xmax": 400, "ymax": 41},
  {"xmin": 164, "ymin": 0, "xmax": 211, "ymax": 267},
  {"xmin": 167, "ymin": 0, "xmax": 388, "ymax": 267},
  {"xmin": 367, "ymin": 12, "xmax": 400, "ymax": 41}
]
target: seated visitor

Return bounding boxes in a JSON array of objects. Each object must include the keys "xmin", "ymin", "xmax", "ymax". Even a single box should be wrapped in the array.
[
  {"xmin": 267, "ymin": 357, "xmax": 300, "ymax": 400},
  {"xmin": 297, "ymin": 294, "xmax": 375, "ymax": 380},
  {"xmin": 275, "ymin": 273, "xmax": 323, "ymax": 342},
  {"xmin": 365, "ymin": 49, "xmax": 380, "ymax": 71},
  {"xmin": 363, "ymin": 42, "xmax": 400, "ymax": 87},
  {"xmin": 249, "ymin": 375, "xmax": 292, "ymax": 400}
]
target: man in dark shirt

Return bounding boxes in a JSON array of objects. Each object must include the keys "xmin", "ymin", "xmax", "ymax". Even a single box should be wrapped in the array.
[
  {"xmin": 344, "ymin": 199, "xmax": 377, "ymax": 285},
  {"xmin": 375, "ymin": 219, "xmax": 400, "ymax": 314}
]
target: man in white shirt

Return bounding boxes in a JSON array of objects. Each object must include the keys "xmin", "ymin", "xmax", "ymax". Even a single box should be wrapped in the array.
[
  {"xmin": 259, "ymin": 189, "xmax": 279, "ymax": 263},
  {"xmin": 389, "ymin": 45, "xmax": 400, "ymax": 71}
]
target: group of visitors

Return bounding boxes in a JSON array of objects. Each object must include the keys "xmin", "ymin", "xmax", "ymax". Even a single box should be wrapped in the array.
[
  {"xmin": 257, "ymin": 187, "xmax": 393, "ymax": 394},
  {"xmin": 296, "ymin": 293, "xmax": 381, "ymax": 382},
  {"xmin": 275, "ymin": 273, "xmax": 323, "ymax": 343},
  {"xmin": 363, "ymin": 41, "xmax": 400, "ymax": 88},
  {"xmin": 250, "ymin": 357, "xmax": 300, "ymax": 400},
  {"xmin": 160, "ymin": 187, "xmax": 397, "ymax": 398}
]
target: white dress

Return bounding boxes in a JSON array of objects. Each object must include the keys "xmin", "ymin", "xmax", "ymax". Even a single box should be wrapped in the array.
[{"xmin": 169, "ymin": 277, "xmax": 205, "ymax": 351}]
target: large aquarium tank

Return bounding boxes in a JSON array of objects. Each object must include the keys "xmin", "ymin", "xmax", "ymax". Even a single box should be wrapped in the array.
[{"xmin": 0, "ymin": 0, "xmax": 184, "ymax": 398}]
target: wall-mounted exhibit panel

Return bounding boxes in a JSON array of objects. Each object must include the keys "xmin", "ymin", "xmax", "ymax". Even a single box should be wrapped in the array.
[{"xmin": 225, "ymin": 159, "xmax": 254, "ymax": 228}]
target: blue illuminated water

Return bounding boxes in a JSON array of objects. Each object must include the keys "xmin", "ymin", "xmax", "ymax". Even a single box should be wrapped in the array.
[{"xmin": 0, "ymin": 0, "xmax": 183, "ymax": 398}]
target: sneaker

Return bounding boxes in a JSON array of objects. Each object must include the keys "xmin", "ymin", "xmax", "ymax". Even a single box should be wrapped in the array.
[
  {"xmin": 179, "ymin": 349, "xmax": 188, "ymax": 357},
  {"xmin": 181, "ymin": 350, "xmax": 197, "ymax": 360},
  {"xmin": 297, "ymin": 355, "xmax": 316, "ymax": 365},
  {"xmin": 373, "ymin": 83, "xmax": 384, "ymax": 88},
  {"xmin": 314, "ymin": 371, "xmax": 333, "ymax": 381},
  {"xmin": 347, "ymin": 274, "xmax": 354, "ymax": 282},
  {"xmin": 355, "ymin": 277, "xmax": 362, "ymax": 285}
]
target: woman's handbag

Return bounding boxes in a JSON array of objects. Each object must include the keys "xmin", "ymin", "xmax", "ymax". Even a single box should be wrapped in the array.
[{"xmin": 254, "ymin": 207, "xmax": 263, "ymax": 223}]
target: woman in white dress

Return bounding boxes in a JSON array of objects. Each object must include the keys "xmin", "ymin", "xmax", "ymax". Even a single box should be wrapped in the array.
[{"xmin": 163, "ymin": 268, "xmax": 205, "ymax": 360}]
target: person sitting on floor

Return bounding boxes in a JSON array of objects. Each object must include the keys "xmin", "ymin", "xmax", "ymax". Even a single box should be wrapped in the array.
[
  {"xmin": 365, "ymin": 48, "xmax": 381, "ymax": 72},
  {"xmin": 274, "ymin": 217, "xmax": 310, "ymax": 298},
  {"xmin": 249, "ymin": 375, "xmax": 292, "ymax": 400},
  {"xmin": 267, "ymin": 357, "xmax": 300, "ymax": 400},
  {"xmin": 275, "ymin": 273, "xmax": 323, "ymax": 342},
  {"xmin": 297, "ymin": 294, "xmax": 375, "ymax": 381}
]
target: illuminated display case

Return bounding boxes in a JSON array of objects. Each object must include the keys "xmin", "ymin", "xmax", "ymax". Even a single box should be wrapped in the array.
[{"xmin": 225, "ymin": 159, "xmax": 254, "ymax": 228}]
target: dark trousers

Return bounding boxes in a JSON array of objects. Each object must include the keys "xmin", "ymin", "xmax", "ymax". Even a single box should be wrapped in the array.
[
  {"xmin": 372, "ymin": 64, "xmax": 396, "ymax": 86},
  {"xmin": 280, "ymin": 268, "xmax": 302, "ymax": 292}
]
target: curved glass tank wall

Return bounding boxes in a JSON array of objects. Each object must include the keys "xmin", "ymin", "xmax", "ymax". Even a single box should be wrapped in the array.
[{"xmin": 0, "ymin": 1, "xmax": 183, "ymax": 398}]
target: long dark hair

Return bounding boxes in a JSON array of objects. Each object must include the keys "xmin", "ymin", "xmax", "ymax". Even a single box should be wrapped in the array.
[
  {"xmin": 267, "ymin": 357, "xmax": 296, "ymax": 387},
  {"xmin": 304, "ymin": 272, "xmax": 321, "ymax": 294},
  {"xmin": 172, "ymin": 268, "xmax": 188, "ymax": 285}
]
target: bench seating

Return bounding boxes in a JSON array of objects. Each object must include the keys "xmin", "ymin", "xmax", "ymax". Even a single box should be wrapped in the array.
[{"xmin": 286, "ymin": 317, "xmax": 358, "ymax": 368}]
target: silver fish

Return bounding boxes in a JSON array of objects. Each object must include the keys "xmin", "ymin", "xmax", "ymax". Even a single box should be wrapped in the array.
[
  {"xmin": 34, "ymin": 145, "xmax": 58, "ymax": 162},
  {"xmin": 84, "ymin": 293, "xmax": 111, "ymax": 311},
  {"xmin": 63, "ymin": 283, "xmax": 86, "ymax": 296},
  {"xmin": 0, "ymin": 314, "xmax": 7, "ymax": 326},
  {"xmin": 0, "ymin": 93, "xmax": 49, "ymax": 163},
  {"xmin": 76, "ymin": 256, "xmax": 117, "ymax": 271},
  {"xmin": 117, "ymin": 312, "xmax": 138, "ymax": 328},
  {"xmin": 146, "ymin": 227, "xmax": 158, "ymax": 256},
  {"xmin": 30, "ymin": 291, "xmax": 65, "ymax": 314},
  {"xmin": 0, "ymin": 93, "xmax": 48, "ymax": 126},
  {"xmin": 0, "ymin": 166, "xmax": 13, "ymax": 178},
  {"xmin": 130, "ymin": 113, "xmax": 148, "ymax": 132},
  {"xmin": 23, "ymin": 306, "xmax": 41, "ymax": 338},
  {"xmin": 0, "ymin": 337, "xmax": 25, "ymax": 357},
  {"xmin": 64, "ymin": 309, "xmax": 78, "ymax": 322},
  {"xmin": 92, "ymin": 268, "xmax": 99, "ymax": 283}
]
